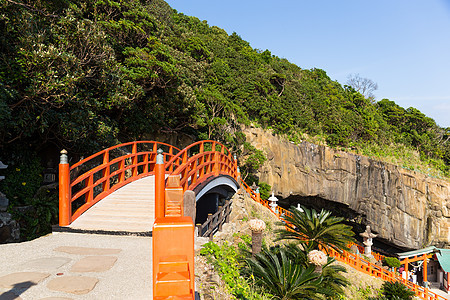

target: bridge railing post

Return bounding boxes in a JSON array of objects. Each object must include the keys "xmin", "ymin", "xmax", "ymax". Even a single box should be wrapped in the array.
[
  {"xmin": 207, "ymin": 213, "xmax": 213, "ymax": 241},
  {"xmin": 218, "ymin": 206, "xmax": 223, "ymax": 231},
  {"xmin": 102, "ymin": 150, "xmax": 110, "ymax": 192},
  {"xmin": 155, "ymin": 149, "xmax": 165, "ymax": 219},
  {"xmin": 131, "ymin": 142, "xmax": 138, "ymax": 177},
  {"xmin": 214, "ymin": 152, "xmax": 219, "ymax": 176},
  {"xmin": 59, "ymin": 150, "xmax": 71, "ymax": 226}
]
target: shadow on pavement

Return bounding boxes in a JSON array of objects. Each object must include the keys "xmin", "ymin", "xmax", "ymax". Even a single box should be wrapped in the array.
[{"xmin": 0, "ymin": 281, "xmax": 36, "ymax": 299}]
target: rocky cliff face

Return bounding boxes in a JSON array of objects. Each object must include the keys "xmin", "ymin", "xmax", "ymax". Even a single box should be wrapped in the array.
[{"xmin": 244, "ymin": 127, "xmax": 450, "ymax": 250}]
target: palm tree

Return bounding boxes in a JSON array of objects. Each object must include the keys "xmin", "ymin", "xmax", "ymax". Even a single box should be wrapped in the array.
[
  {"xmin": 245, "ymin": 246, "xmax": 326, "ymax": 300},
  {"xmin": 276, "ymin": 206, "xmax": 355, "ymax": 253}
]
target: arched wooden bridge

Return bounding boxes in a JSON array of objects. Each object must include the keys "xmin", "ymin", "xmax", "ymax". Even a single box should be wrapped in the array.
[
  {"xmin": 58, "ymin": 140, "xmax": 239, "ymax": 299},
  {"xmin": 57, "ymin": 140, "xmax": 446, "ymax": 300}
]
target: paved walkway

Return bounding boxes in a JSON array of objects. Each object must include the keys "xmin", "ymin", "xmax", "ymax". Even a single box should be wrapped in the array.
[
  {"xmin": 69, "ymin": 177, "xmax": 155, "ymax": 233},
  {"xmin": 0, "ymin": 232, "xmax": 152, "ymax": 299}
]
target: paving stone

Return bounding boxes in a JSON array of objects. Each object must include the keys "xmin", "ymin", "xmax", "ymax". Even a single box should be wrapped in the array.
[
  {"xmin": 70, "ymin": 256, "xmax": 117, "ymax": 273},
  {"xmin": 23, "ymin": 257, "xmax": 71, "ymax": 270},
  {"xmin": 54, "ymin": 246, "xmax": 121, "ymax": 255},
  {"xmin": 39, "ymin": 297, "xmax": 73, "ymax": 300},
  {"xmin": 47, "ymin": 276, "xmax": 98, "ymax": 295},
  {"xmin": 0, "ymin": 291, "xmax": 22, "ymax": 299},
  {"xmin": 0, "ymin": 272, "xmax": 50, "ymax": 289}
]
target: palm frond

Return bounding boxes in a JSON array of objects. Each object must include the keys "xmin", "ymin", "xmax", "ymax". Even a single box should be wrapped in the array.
[{"xmin": 276, "ymin": 205, "xmax": 355, "ymax": 253}]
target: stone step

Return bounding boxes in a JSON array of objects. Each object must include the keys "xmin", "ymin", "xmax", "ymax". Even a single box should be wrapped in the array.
[
  {"xmin": 155, "ymin": 271, "xmax": 190, "ymax": 297},
  {"xmin": 158, "ymin": 256, "xmax": 189, "ymax": 273}
]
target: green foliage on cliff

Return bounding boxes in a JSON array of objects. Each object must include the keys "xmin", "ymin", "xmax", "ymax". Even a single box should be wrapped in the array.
[{"xmin": 0, "ymin": 0, "xmax": 449, "ymax": 180}]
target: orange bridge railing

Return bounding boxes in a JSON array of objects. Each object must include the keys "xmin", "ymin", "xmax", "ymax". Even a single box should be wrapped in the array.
[
  {"xmin": 240, "ymin": 180, "xmax": 447, "ymax": 300},
  {"xmin": 58, "ymin": 139, "xmax": 445, "ymax": 300},
  {"xmin": 167, "ymin": 140, "xmax": 238, "ymax": 191},
  {"xmin": 58, "ymin": 141, "xmax": 181, "ymax": 226},
  {"xmin": 58, "ymin": 140, "xmax": 239, "ymax": 300}
]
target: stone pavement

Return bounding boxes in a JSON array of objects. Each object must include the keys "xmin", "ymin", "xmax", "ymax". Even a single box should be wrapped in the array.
[{"xmin": 0, "ymin": 232, "xmax": 152, "ymax": 299}]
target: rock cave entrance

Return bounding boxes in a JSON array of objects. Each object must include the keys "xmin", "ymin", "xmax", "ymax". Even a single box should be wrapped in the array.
[{"xmin": 279, "ymin": 195, "xmax": 407, "ymax": 254}]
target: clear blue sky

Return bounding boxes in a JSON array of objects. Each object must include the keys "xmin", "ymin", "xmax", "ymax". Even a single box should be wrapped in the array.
[{"xmin": 165, "ymin": 0, "xmax": 450, "ymax": 128}]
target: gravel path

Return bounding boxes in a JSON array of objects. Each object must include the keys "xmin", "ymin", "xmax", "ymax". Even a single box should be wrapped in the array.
[{"xmin": 0, "ymin": 232, "xmax": 152, "ymax": 300}]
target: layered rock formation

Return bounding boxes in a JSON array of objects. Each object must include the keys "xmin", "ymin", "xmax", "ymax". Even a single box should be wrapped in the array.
[{"xmin": 244, "ymin": 126, "xmax": 450, "ymax": 249}]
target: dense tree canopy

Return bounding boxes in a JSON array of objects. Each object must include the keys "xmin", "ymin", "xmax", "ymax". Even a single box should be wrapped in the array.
[{"xmin": 0, "ymin": 0, "xmax": 449, "ymax": 178}]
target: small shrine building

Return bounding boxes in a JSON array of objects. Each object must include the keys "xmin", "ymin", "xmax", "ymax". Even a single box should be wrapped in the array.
[{"xmin": 397, "ymin": 246, "xmax": 450, "ymax": 293}]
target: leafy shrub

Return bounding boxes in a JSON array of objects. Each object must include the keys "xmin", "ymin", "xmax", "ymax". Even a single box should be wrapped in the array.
[
  {"xmin": 13, "ymin": 189, "xmax": 58, "ymax": 240},
  {"xmin": 0, "ymin": 154, "xmax": 43, "ymax": 206},
  {"xmin": 200, "ymin": 241, "xmax": 269, "ymax": 299},
  {"xmin": 383, "ymin": 257, "xmax": 401, "ymax": 268},
  {"xmin": 0, "ymin": 150, "xmax": 58, "ymax": 240},
  {"xmin": 258, "ymin": 182, "xmax": 271, "ymax": 200}
]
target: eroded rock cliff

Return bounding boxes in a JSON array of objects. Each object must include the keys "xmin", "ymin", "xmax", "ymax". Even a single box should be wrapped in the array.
[{"xmin": 244, "ymin": 126, "xmax": 450, "ymax": 249}]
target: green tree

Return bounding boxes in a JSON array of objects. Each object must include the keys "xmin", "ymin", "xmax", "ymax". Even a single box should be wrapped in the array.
[{"xmin": 0, "ymin": 0, "xmax": 448, "ymax": 185}]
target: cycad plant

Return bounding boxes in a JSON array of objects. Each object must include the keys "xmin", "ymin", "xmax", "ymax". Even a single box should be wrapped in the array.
[
  {"xmin": 276, "ymin": 206, "xmax": 355, "ymax": 253},
  {"xmin": 244, "ymin": 243, "xmax": 349, "ymax": 299},
  {"xmin": 245, "ymin": 246, "xmax": 326, "ymax": 300},
  {"xmin": 320, "ymin": 258, "xmax": 349, "ymax": 296},
  {"xmin": 379, "ymin": 281, "xmax": 415, "ymax": 300}
]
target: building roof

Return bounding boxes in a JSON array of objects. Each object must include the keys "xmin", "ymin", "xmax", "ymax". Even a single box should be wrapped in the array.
[
  {"xmin": 436, "ymin": 249, "xmax": 450, "ymax": 273},
  {"xmin": 397, "ymin": 246, "xmax": 436, "ymax": 259}
]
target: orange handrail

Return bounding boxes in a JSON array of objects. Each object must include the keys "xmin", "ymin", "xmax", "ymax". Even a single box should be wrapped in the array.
[
  {"xmin": 166, "ymin": 140, "xmax": 238, "ymax": 191},
  {"xmin": 59, "ymin": 139, "xmax": 447, "ymax": 300},
  {"xmin": 59, "ymin": 141, "xmax": 181, "ymax": 225},
  {"xmin": 239, "ymin": 181, "xmax": 447, "ymax": 300}
]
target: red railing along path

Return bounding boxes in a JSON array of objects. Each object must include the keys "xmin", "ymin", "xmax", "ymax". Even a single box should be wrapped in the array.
[
  {"xmin": 240, "ymin": 181, "xmax": 447, "ymax": 300},
  {"xmin": 58, "ymin": 141, "xmax": 181, "ymax": 226},
  {"xmin": 59, "ymin": 140, "xmax": 445, "ymax": 300},
  {"xmin": 166, "ymin": 140, "xmax": 238, "ymax": 191}
]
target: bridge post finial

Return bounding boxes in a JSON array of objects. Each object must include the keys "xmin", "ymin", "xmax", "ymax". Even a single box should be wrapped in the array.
[
  {"xmin": 156, "ymin": 148, "xmax": 164, "ymax": 164},
  {"xmin": 60, "ymin": 149, "xmax": 68, "ymax": 164},
  {"xmin": 255, "ymin": 187, "xmax": 261, "ymax": 203}
]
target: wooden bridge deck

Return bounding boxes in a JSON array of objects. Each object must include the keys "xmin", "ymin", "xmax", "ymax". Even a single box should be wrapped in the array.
[{"xmin": 68, "ymin": 176, "xmax": 155, "ymax": 233}]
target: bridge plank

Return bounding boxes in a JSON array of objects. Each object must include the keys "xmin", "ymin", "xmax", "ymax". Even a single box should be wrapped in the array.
[{"xmin": 68, "ymin": 176, "xmax": 155, "ymax": 233}]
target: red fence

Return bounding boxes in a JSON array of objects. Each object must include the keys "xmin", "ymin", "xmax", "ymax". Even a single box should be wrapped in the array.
[
  {"xmin": 58, "ymin": 141, "xmax": 180, "ymax": 226},
  {"xmin": 166, "ymin": 140, "xmax": 238, "ymax": 191},
  {"xmin": 239, "ymin": 179, "xmax": 447, "ymax": 300},
  {"xmin": 58, "ymin": 140, "xmax": 446, "ymax": 300}
]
